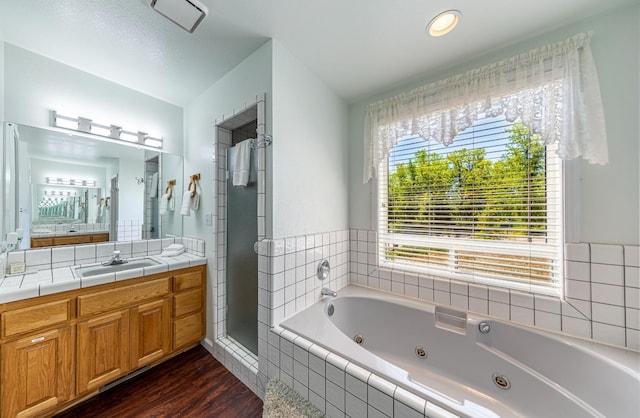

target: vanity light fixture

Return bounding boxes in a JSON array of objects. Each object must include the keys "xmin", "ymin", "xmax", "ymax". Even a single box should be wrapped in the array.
[
  {"xmin": 51, "ymin": 111, "xmax": 163, "ymax": 149},
  {"xmin": 46, "ymin": 177, "xmax": 96, "ymax": 187},
  {"xmin": 427, "ymin": 10, "xmax": 461, "ymax": 37},
  {"xmin": 44, "ymin": 190, "xmax": 72, "ymax": 196},
  {"xmin": 150, "ymin": 0, "xmax": 208, "ymax": 33}
]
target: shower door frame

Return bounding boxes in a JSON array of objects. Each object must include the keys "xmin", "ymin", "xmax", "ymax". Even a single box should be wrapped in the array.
[{"xmin": 212, "ymin": 94, "xmax": 267, "ymax": 348}]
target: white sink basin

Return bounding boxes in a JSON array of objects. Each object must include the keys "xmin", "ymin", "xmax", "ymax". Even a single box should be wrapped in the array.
[{"xmin": 75, "ymin": 258, "xmax": 161, "ymax": 278}]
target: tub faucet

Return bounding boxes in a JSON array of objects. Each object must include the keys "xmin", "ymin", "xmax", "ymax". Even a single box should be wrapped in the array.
[
  {"xmin": 103, "ymin": 250, "xmax": 127, "ymax": 266},
  {"xmin": 321, "ymin": 287, "xmax": 337, "ymax": 297}
]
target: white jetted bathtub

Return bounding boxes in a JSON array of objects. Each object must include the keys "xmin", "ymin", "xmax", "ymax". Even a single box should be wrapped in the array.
[{"xmin": 280, "ymin": 285, "xmax": 640, "ymax": 417}]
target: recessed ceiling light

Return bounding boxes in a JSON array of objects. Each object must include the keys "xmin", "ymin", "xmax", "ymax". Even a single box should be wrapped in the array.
[{"xmin": 427, "ymin": 10, "xmax": 461, "ymax": 37}]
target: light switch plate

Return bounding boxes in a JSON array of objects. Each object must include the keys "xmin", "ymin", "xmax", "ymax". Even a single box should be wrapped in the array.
[{"xmin": 205, "ymin": 212, "xmax": 213, "ymax": 226}]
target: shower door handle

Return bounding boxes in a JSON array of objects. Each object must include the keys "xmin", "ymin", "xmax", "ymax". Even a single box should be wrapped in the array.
[{"xmin": 253, "ymin": 241, "xmax": 259, "ymax": 254}]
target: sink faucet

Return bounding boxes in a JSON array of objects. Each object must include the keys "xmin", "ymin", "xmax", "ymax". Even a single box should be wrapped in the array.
[
  {"xmin": 103, "ymin": 250, "xmax": 127, "ymax": 266},
  {"xmin": 321, "ymin": 287, "xmax": 337, "ymax": 297}
]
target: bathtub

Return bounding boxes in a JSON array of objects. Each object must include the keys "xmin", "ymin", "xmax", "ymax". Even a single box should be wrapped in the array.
[{"xmin": 280, "ymin": 285, "xmax": 640, "ymax": 417}]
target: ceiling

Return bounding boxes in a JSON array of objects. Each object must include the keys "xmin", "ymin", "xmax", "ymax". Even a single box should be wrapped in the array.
[{"xmin": 0, "ymin": 0, "xmax": 635, "ymax": 106}]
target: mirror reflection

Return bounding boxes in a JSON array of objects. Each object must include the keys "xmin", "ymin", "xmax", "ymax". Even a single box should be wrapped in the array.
[{"xmin": 2, "ymin": 122, "xmax": 183, "ymax": 249}]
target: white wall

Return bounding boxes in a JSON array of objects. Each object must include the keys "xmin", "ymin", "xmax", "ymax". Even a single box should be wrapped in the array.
[
  {"xmin": 2, "ymin": 44, "xmax": 184, "ymax": 155},
  {"xmin": 348, "ymin": 4, "xmax": 640, "ymax": 245},
  {"xmin": 183, "ymin": 40, "xmax": 272, "ymax": 240},
  {"xmin": 0, "ymin": 42, "xmax": 6, "ymax": 235},
  {"xmin": 271, "ymin": 40, "xmax": 349, "ymax": 238},
  {"xmin": 0, "ymin": 41, "xmax": 4, "ymax": 123}
]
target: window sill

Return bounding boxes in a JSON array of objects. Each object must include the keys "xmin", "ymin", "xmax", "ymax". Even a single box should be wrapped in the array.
[{"xmin": 377, "ymin": 261, "xmax": 562, "ymax": 298}]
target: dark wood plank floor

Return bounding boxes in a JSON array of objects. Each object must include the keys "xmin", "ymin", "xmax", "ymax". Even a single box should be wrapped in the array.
[{"xmin": 54, "ymin": 346, "xmax": 263, "ymax": 418}]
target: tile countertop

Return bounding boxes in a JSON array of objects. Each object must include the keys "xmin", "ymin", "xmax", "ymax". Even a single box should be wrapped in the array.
[
  {"xmin": 0, "ymin": 253, "xmax": 207, "ymax": 304},
  {"xmin": 30, "ymin": 230, "xmax": 110, "ymax": 238}
]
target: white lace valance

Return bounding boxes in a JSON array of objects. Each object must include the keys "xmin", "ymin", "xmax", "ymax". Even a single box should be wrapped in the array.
[{"xmin": 363, "ymin": 32, "xmax": 608, "ymax": 183}]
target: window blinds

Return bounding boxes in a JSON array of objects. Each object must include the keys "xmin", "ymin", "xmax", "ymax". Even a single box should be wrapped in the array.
[{"xmin": 378, "ymin": 116, "xmax": 562, "ymax": 291}]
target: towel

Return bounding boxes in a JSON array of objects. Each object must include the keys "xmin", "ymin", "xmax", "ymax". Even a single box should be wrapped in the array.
[
  {"xmin": 180, "ymin": 191, "xmax": 191, "ymax": 216},
  {"xmin": 233, "ymin": 139, "xmax": 252, "ymax": 187},
  {"xmin": 96, "ymin": 205, "xmax": 103, "ymax": 223},
  {"xmin": 150, "ymin": 172, "xmax": 159, "ymax": 197},
  {"xmin": 161, "ymin": 243, "xmax": 184, "ymax": 257},
  {"xmin": 159, "ymin": 193, "xmax": 169, "ymax": 215},
  {"xmin": 168, "ymin": 194, "xmax": 175, "ymax": 211},
  {"xmin": 189, "ymin": 181, "xmax": 200, "ymax": 212}
]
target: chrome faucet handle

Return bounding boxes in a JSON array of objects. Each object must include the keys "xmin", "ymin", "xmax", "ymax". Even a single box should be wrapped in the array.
[{"xmin": 112, "ymin": 250, "xmax": 121, "ymax": 259}]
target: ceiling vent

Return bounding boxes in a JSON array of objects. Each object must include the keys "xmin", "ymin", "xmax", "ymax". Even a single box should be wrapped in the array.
[{"xmin": 150, "ymin": 0, "xmax": 208, "ymax": 33}]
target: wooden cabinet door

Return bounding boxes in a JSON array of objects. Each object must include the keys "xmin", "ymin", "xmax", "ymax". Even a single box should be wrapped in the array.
[
  {"xmin": 76, "ymin": 310, "xmax": 130, "ymax": 394},
  {"xmin": 130, "ymin": 298, "xmax": 171, "ymax": 369},
  {"xmin": 1, "ymin": 326, "xmax": 73, "ymax": 418}
]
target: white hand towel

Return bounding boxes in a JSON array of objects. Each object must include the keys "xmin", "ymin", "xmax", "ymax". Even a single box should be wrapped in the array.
[
  {"xmin": 233, "ymin": 139, "xmax": 252, "ymax": 187},
  {"xmin": 189, "ymin": 181, "xmax": 200, "ymax": 212},
  {"xmin": 150, "ymin": 172, "xmax": 159, "ymax": 197},
  {"xmin": 168, "ymin": 194, "xmax": 175, "ymax": 212},
  {"xmin": 161, "ymin": 243, "xmax": 185, "ymax": 257},
  {"xmin": 180, "ymin": 191, "xmax": 191, "ymax": 216},
  {"xmin": 159, "ymin": 193, "xmax": 169, "ymax": 215}
]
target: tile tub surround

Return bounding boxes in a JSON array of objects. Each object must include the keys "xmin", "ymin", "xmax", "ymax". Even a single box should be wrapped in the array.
[
  {"xmin": 0, "ymin": 236, "xmax": 206, "ymax": 303},
  {"xmin": 264, "ymin": 326, "xmax": 455, "ymax": 418},
  {"xmin": 349, "ymin": 229, "xmax": 640, "ymax": 351}
]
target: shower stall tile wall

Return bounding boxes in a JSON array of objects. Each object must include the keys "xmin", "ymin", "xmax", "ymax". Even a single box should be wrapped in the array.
[
  {"xmin": 116, "ymin": 219, "xmax": 143, "ymax": 241},
  {"xmin": 206, "ymin": 228, "xmax": 351, "ymax": 400},
  {"xmin": 142, "ymin": 158, "xmax": 159, "ymax": 239},
  {"xmin": 349, "ymin": 229, "xmax": 640, "ymax": 351},
  {"xmin": 207, "ymin": 95, "xmax": 268, "ymax": 397}
]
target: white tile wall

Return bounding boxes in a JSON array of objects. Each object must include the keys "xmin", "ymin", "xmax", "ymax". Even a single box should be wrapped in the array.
[
  {"xmin": 266, "ymin": 327, "xmax": 446, "ymax": 418},
  {"xmin": 5, "ymin": 236, "xmax": 205, "ymax": 271},
  {"xmin": 349, "ymin": 230, "xmax": 640, "ymax": 351},
  {"xmin": 117, "ymin": 219, "xmax": 143, "ymax": 241},
  {"xmin": 142, "ymin": 159, "xmax": 159, "ymax": 239}
]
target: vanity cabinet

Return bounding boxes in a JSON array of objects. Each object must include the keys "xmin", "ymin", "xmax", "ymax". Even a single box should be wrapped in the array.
[
  {"xmin": 0, "ymin": 264, "xmax": 205, "ymax": 418},
  {"xmin": 130, "ymin": 298, "xmax": 171, "ymax": 369},
  {"xmin": 0, "ymin": 326, "xmax": 74, "ymax": 418},
  {"xmin": 173, "ymin": 269, "xmax": 205, "ymax": 351},
  {"xmin": 76, "ymin": 309, "xmax": 130, "ymax": 393},
  {"xmin": 31, "ymin": 232, "xmax": 109, "ymax": 248}
]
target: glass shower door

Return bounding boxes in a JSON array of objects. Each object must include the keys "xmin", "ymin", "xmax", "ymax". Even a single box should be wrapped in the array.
[{"xmin": 226, "ymin": 145, "xmax": 258, "ymax": 355}]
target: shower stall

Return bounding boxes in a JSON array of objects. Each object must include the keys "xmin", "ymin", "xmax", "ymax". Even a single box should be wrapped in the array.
[
  {"xmin": 226, "ymin": 136, "xmax": 258, "ymax": 355},
  {"xmin": 215, "ymin": 106, "xmax": 262, "ymax": 357}
]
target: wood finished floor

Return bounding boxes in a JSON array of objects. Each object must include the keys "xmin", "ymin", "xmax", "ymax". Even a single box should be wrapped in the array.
[{"xmin": 54, "ymin": 346, "xmax": 263, "ymax": 418}]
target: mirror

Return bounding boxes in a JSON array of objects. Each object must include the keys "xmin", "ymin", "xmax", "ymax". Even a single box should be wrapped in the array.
[{"xmin": 2, "ymin": 122, "xmax": 184, "ymax": 249}]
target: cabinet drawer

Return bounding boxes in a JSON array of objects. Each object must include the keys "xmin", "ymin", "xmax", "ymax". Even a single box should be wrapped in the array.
[
  {"xmin": 91, "ymin": 233, "xmax": 109, "ymax": 243},
  {"xmin": 173, "ymin": 312, "xmax": 203, "ymax": 350},
  {"xmin": 31, "ymin": 237, "xmax": 54, "ymax": 248},
  {"xmin": 173, "ymin": 288, "xmax": 202, "ymax": 318},
  {"xmin": 2, "ymin": 299, "xmax": 71, "ymax": 338},
  {"xmin": 174, "ymin": 270, "xmax": 203, "ymax": 291},
  {"xmin": 54, "ymin": 235, "xmax": 90, "ymax": 246},
  {"xmin": 78, "ymin": 277, "xmax": 171, "ymax": 317}
]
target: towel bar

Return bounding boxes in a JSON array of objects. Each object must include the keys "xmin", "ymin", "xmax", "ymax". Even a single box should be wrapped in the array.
[{"xmin": 250, "ymin": 134, "xmax": 272, "ymax": 149}]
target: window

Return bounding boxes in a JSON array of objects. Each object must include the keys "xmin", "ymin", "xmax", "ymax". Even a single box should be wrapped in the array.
[
  {"xmin": 365, "ymin": 33, "xmax": 608, "ymax": 294},
  {"xmin": 378, "ymin": 115, "xmax": 563, "ymax": 293}
]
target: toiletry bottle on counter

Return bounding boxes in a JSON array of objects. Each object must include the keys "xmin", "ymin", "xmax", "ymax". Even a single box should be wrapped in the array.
[{"xmin": 7, "ymin": 232, "xmax": 18, "ymax": 251}]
